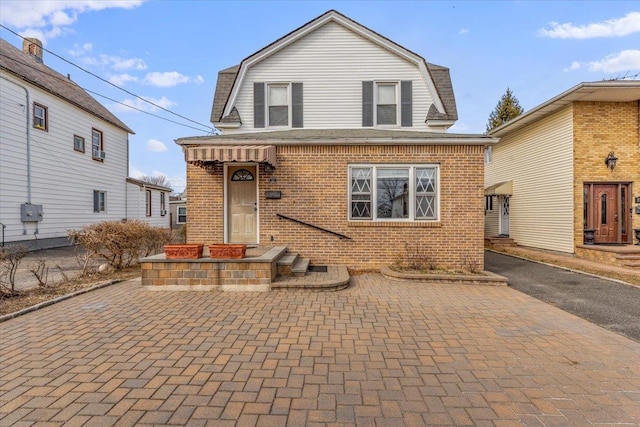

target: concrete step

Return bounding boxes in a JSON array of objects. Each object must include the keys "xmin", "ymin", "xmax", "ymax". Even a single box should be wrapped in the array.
[
  {"xmin": 277, "ymin": 252, "xmax": 298, "ymax": 276},
  {"xmin": 615, "ymin": 254, "xmax": 640, "ymax": 261},
  {"xmin": 271, "ymin": 265, "xmax": 351, "ymax": 290},
  {"xmin": 291, "ymin": 257, "xmax": 310, "ymax": 277}
]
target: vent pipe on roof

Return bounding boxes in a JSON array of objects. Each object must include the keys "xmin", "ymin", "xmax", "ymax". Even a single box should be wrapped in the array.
[{"xmin": 22, "ymin": 38, "xmax": 43, "ymax": 63}]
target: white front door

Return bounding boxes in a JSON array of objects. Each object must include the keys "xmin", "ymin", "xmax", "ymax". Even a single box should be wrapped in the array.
[
  {"xmin": 227, "ymin": 165, "xmax": 257, "ymax": 244},
  {"xmin": 500, "ymin": 195, "xmax": 510, "ymax": 236}
]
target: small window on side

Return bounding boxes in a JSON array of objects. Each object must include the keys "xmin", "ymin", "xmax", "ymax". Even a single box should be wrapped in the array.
[
  {"xmin": 33, "ymin": 103, "xmax": 47, "ymax": 131},
  {"xmin": 74, "ymin": 135, "xmax": 85, "ymax": 153}
]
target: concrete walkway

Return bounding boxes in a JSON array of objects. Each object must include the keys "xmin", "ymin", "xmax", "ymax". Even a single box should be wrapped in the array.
[{"xmin": 1, "ymin": 274, "xmax": 639, "ymax": 426}]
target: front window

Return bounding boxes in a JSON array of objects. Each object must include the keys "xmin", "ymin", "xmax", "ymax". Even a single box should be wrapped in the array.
[
  {"xmin": 92, "ymin": 129, "xmax": 104, "ymax": 161},
  {"xmin": 349, "ymin": 165, "xmax": 439, "ymax": 221},
  {"xmin": 376, "ymin": 83, "xmax": 397, "ymax": 125},
  {"xmin": 33, "ymin": 103, "xmax": 47, "ymax": 130},
  {"xmin": 177, "ymin": 206, "xmax": 187, "ymax": 224},
  {"xmin": 268, "ymin": 84, "xmax": 289, "ymax": 127},
  {"xmin": 146, "ymin": 190, "xmax": 152, "ymax": 217}
]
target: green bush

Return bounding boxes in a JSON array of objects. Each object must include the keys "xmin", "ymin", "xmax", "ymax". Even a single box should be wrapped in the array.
[{"xmin": 69, "ymin": 221, "xmax": 172, "ymax": 270}]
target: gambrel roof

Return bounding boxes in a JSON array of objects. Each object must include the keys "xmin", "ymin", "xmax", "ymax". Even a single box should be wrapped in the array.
[
  {"xmin": 210, "ymin": 10, "xmax": 457, "ymax": 125},
  {"xmin": 0, "ymin": 38, "xmax": 134, "ymax": 134}
]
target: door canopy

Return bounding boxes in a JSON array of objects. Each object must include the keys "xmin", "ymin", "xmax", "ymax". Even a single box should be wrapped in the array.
[{"xmin": 185, "ymin": 145, "xmax": 277, "ymax": 168}]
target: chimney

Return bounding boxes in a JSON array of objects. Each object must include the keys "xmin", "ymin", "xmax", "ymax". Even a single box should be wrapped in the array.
[{"xmin": 23, "ymin": 38, "xmax": 43, "ymax": 63}]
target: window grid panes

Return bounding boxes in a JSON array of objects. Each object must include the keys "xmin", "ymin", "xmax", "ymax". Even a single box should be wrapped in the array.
[
  {"xmin": 177, "ymin": 207, "xmax": 187, "ymax": 224},
  {"xmin": 349, "ymin": 165, "xmax": 438, "ymax": 221},
  {"xmin": 92, "ymin": 129, "xmax": 103, "ymax": 160}
]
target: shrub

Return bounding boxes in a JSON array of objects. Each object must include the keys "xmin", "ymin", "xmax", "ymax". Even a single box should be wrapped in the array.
[
  {"xmin": 69, "ymin": 221, "xmax": 172, "ymax": 270},
  {"xmin": 0, "ymin": 245, "xmax": 29, "ymax": 293}
]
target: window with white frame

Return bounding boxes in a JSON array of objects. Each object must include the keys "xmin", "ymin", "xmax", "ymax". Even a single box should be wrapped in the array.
[
  {"xmin": 484, "ymin": 146, "xmax": 492, "ymax": 164},
  {"xmin": 160, "ymin": 192, "xmax": 166, "ymax": 216},
  {"xmin": 177, "ymin": 206, "xmax": 187, "ymax": 224},
  {"xmin": 376, "ymin": 82, "xmax": 398, "ymax": 125},
  {"xmin": 349, "ymin": 165, "xmax": 438, "ymax": 221},
  {"xmin": 33, "ymin": 103, "xmax": 47, "ymax": 130},
  {"xmin": 268, "ymin": 84, "xmax": 289, "ymax": 127},
  {"xmin": 145, "ymin": 190, "xmax": 152, "ymax": 217},
  {"xmin": 93, "ymin": 190, "xmax": 106, "ymax": 212},
  {"xmin": 92, "ymin": 128, "xmax": 104, "ymax": 161}
]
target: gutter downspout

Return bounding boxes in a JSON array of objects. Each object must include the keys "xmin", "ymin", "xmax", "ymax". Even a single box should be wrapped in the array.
[{"xmin": 1, "ymin": 75, "xmax": 32, "ymax": 204}]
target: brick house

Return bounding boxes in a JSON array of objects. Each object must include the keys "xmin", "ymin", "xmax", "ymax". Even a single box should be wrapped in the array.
[
  {"xmin": 485, "ymin": 81, "xmax": 640, "ymax": 267},
  {"xmin": 177, "ymin": 10, "xmax": 496, "ymax": 271}
]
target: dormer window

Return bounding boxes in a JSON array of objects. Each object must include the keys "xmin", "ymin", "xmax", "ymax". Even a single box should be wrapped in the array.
[{"xmin": 268, "ymin": 84, "xmax": 289, "ymax": 127}]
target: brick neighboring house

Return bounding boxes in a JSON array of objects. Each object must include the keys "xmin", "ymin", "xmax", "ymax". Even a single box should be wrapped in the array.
[
  {"xmin": 485, "ymin": 81, "xmax": 640, "ymax": 263},
  {"xmin": 176, "ymin": 10, "xmax": 497, "ymax": 270}
]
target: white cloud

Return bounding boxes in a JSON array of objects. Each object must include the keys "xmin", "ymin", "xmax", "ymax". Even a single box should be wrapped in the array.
[
  {"xmin": 143, "ymin": 71, "xmax": 204, "ymax": 87},
  {"xmin": 587, "ymin": 49, "xmax": 640, "ymax": 72},
  {"xmin": 68, "ymin": 42, "xmax": 93, "ymax": 56},
  {"xmin": 458, "ymin": 28, "xmax": 469, "ymax": 35},
  {"xmin": 146, "ymin": 139, "xmax": 168, "ymax": 152},
  {"xmin": 102, "ymin": 55, "xmax": 147, "ymax": 71},
  {"xmin": 111, "ymin": 95, "xmax": 175, "ymax": 113},
  {"xmin": 1, "ymin": 1, "xmax": 144, "ymax": 43},
  {"xmin": 538, "ymin": 11, "xmax": 640, "ymax": 39},
  {"xmin": 563, "ymin": 61, "xmax": 582, "ymax": 72},
  {"xmin": 108, "ymin": 73, "xmax": 138, "ymax": 86}
]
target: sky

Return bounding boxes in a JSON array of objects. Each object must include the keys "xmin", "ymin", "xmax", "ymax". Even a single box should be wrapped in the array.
[{"xmin": 1, "ymin": 1, "xmax": 639, "ymax": 193}]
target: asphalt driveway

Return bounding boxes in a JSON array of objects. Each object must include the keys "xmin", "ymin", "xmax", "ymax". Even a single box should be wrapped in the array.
[
  {"xmin": 485, "ymin": 250, "xmax": 640, "ymax": 342},
  {"xmin": 1, "ymin": 274, "xmax": 639, "ymax": 426}
]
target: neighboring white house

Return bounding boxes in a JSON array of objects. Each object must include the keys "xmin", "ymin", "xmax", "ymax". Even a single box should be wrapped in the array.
[
  {"xmin": 0, "ymin": 37, "xmax": 134, "ymax": 249},
  {"xmin": 125, "ymin": 178, "xmax": 172, "ymax": 228}
]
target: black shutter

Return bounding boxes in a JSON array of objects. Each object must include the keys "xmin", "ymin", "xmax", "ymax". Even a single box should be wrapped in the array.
[
  {"xmin": 93, "ymin": 190, "xmax": 99, "ymax": 212},
  {"xmin": 254, "ymin": 82, "xmax": 265, "ymax": 128},
  {"xmin": 401, "ymin": 81, "xmax": 412, "ymax": 127},
  {"xmin": 362, "ymin": 81, "xmax": 373, "ymax": 127},
  {"xmin": 292, "ymin": 82, "xmax": 303, "ymax": 128}
]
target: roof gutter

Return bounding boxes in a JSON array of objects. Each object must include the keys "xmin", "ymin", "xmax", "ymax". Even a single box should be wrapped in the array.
[{"xmin": 175, "ymin": 137, "xmax": 499, "ymax": 146}]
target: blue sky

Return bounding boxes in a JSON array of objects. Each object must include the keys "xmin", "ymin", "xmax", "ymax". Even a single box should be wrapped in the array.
[{"xmin": 2, "ymin": 1, "xmax": 639, "ymax": 193}]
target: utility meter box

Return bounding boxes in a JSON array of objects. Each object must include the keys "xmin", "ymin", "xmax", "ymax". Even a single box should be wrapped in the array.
[{"xmin": 21, "ymin": 203, "xmax": 43, "ymax": 222}]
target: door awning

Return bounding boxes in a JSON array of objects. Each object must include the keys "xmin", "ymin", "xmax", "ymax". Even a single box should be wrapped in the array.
[
  {"xmin": 484, "ymin": 181, "xmax": 512, "ymax": 196},
  {"xmin": 185, "ymin": 145, "xmax": 277, "ymax": 167}
]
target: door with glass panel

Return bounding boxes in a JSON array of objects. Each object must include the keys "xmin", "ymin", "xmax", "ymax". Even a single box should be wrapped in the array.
[
  {"xmin": 228, "ymin": 166, "xmax": 257, "ymax": 244},
  {"xmin": 584, "ymin": 183, "xmax": 631, "ymax": 244}
]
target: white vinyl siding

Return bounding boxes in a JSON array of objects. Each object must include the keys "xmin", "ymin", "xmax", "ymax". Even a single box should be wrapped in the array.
[
  {"xmin": 125, "ymin": 183, "xmax": 170, "ymax": 228},
  {"xmin": 0, "ymin": 71, "xmax": 129, "ymax": 245},
  {"xmin": 230, "ymin": 21, "xmax": 434, "ymax": 133},
  {"xmin": 485, "ymin": 106, "xmax": 574, "ymax": 253}
]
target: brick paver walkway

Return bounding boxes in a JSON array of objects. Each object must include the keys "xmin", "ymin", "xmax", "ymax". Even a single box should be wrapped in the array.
[{"xmin": 1, "ymin": 274, "xmax": 639, "ymax": 426}]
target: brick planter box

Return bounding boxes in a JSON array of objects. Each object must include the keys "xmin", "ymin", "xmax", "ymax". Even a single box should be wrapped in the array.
[
  {"xmin": 164, "ymin": 244, "xmax": 204, "ymax": 259},
  {"xmin": 209, "ymin": 244, "xmax": 247, "ymax": 259}
]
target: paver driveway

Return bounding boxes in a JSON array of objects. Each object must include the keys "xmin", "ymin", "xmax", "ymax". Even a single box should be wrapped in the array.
[{"xmin": 1, "ymin": 274, "xmax": 639, "ymax": 426}]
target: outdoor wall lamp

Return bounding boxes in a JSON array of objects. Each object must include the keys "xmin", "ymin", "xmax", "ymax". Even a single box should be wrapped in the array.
[{"xmin": 605, "ymin": 151, "xmax": 618, "ymax": 171}]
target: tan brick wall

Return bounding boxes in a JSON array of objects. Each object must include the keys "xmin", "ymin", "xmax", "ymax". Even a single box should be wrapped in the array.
[
  {"xmin": 187, "ymin": 144, "xmax": 485, "ymax": 271},
  {"xmin": 573, "ymin": 101, "xmax": 640, "ymax": 247}
]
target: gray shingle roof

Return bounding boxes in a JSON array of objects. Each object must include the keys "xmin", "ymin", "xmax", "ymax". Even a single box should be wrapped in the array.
[
  {"xmin": 210, "ymin": 65, "xmax": 240, "ymax": 123},
  {"xmin": 0, "ymin": 38, "xmax": 133, "ymax": 134},
  {"xmin": 178, "ymin": 128, "xmax": 493, "ymax": 144},
  {"xmin": 209, "ymin": 11, "xmax": 457, "ymax": 125}
]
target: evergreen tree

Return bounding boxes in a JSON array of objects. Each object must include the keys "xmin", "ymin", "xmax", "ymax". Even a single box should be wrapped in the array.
[{"xmin": 485, "ymin": 88, "xmax": 524, "ymax": 133}]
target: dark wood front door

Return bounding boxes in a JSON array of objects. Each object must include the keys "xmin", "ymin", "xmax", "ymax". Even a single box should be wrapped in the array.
[{"xmin": 593, "ymin": 184, "xmax": 618, "ymax": 243}]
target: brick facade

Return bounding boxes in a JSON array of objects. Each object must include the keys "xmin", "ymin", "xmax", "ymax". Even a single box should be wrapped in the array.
[
  {"xmin": 186, "ymin": 144, "xmax": 485, "ymax": 271},
  {"xmin": 573, "ymin": 101, "xmax": 640, "ymax": 247}
]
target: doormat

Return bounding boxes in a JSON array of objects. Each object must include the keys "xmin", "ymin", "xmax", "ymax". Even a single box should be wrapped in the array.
[{"xmin": 308, "ymin": 265, "xmax": 328, "ymax": 273}]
